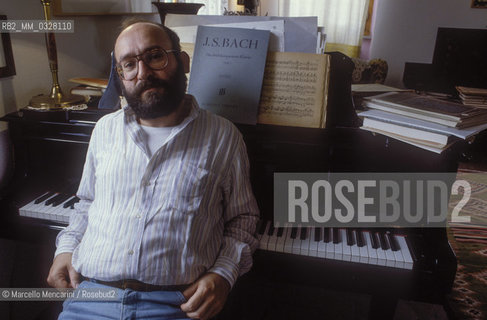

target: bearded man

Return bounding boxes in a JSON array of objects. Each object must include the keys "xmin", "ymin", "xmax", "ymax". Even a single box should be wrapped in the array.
[{"xmin": 47, "ymin": 20, "xmax": 259, "ymax": 320}]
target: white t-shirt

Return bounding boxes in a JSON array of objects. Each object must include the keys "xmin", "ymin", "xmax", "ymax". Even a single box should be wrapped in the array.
[{"xmin": 140, "ymin": 124, "xmax": 173, "ymax": 157}]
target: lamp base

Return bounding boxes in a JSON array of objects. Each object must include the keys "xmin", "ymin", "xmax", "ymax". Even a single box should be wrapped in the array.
[{"xmin": 29, "ymin": 93, "xmax": 85, "ymax": 110}]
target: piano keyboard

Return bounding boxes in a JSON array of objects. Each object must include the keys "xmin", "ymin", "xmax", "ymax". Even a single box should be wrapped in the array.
[
  {"xmin": 257, "ymin": 220, "xmax": 414, "ymax": 270},
  {"xmin": 19, "ymin": 191, "xmax": 79, "ymax": 224}
]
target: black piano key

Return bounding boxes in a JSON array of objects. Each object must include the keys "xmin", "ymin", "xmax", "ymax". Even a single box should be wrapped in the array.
[
  {"xmin": 332, "ymin": 228, "xmax": 340, "ymax": 244},
  {"xmin": 378, "ymin": 232, "xmax": 390, "ymax": 250},
  {"xmin": 45, "ymin": 193, "xmax": 63, "ymax": 206},
  {"xmin": 356, "ymin": 230, "xmax": 365, "ymax": 247},
  {"xmin": 386, "ymin": 231, "xmax": 399, "ymax": 251},
  {"xmin": 63, "ymin": 196, "xmax": 79, "ymax": 209},
  {"xmin": 34, "ymin": 191, "xmax": 55, "ymax": 204},
  {"xmin": 346, "ymin": 229, "xmax": 355, "ymax": 246},
  {"xmin": 290, "ymin": 227, "xmax": 298, "ymax": 239},
  {"xmin": 257, "ymin": 221, "xmax": 267, "ymax": 235},
  {"xmin": 323, "ymin": 228, "xmax": 330, "ymax": 243},
  {"xmin": 276, "ymin": 227, "xmax": 284, "ymax": 237},
  {"xmin": 300, "ymin": 227, "xmax": 307, "ymax": 240},
  {"xmin": 370, "ymin": 232, "xmax": 379, "ymax": 249},
  {"xmin": 267, "ymin": 224, "xmax": 275, "ymax": 236},
  {"xmin": 405, "ymin": 236, "xmax": 417, "ymax": 262},
  {"xmin": 314, "ymin": 227, "xmax": 321, "ymax": 242},
  {"xmin": 52, "ymin": 193, "xmax": 73, "ymax": 207}
]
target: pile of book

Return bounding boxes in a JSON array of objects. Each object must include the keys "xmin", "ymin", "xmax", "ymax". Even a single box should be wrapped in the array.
[
  {"xmin": 457, "ymin": 86, "xmax": 487, "ymax": 108},
  {"xmin": 69, "ymin": 77, "xmax": 108, "ymax": 107},
  {"xmin": 358, "ymin": 91, "xmax": 487, "ymax": 153}
]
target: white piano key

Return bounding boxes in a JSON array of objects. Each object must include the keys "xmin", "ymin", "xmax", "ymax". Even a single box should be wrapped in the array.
[
  {"xmin": 259, "ymin": 221, "xmax": 271, "ymax": 250},
  {"xmin": 383, "ymin": 233, "xmax": 397, "ymax": 268},
  {"xmin": 363, "ymin": 231, "xmax": 378, "ymax": 265},
  {"xmin": 317, "ymin": 229, "xmax": 328, "ymax": 258},
  {"xmin": 256, "ymin": 222, "xmax": 415, "ymax": 271},
  {"xmin": 292, "ymin": 226, "xmax": 302, "ymax": 255},
  {"xmin": 34, "ymin": 193, "xmax": 60, "ymax": 217},
  {"xmin": 308, "ymin": 227, "xmax": 319, "ymax": 257},
  {"xmin": 60, "ymin": 196, "xmax": 78, "ymax": 223},
  {"xmin": 390, "ymin": 234, "xmax": 405, "ymax": 269},
  {"xmin": 341, "ymin": 229, "xmax": 351, "ymax": 262},
  {"xmin": 300, "ymin": 227, "xmax": 312, "ymax": 256},
  {"xmin": 326, "ymin": 230, "xmax": 335, "ymax": 260},
  {"xmin": 19, "ymin": 192, "xmax": 50, "ymax": 216},
  {"xmin": 396, "ymin": 235, "xmax": 414, "ymax": 270},
  {"xmin": 358, "ymin": 231, "xmax": 369, "ymax": 264},
  {"xmin": 333, "ymin": 229, "xmax": 343, "ymax": 261},
  {"xmin": 267, "ymin": 223, "xmax": 278, "ymax": 252},
  {"xmin": 275, "ymin": 224, "xmax": 289, "ymax": 253},
  {"xmin": 350, "ymin": 230, "xmax": 361, "ymax": 263},
  {"xmin": 54, "ymin": 203, "xmax": 72, "ymax": 223},
  {"xmin": 283, "ymin": 226, "xmax": 295, "ymax": 254}
]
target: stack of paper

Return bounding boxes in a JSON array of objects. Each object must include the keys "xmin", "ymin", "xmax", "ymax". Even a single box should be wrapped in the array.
[
  {"xmin": 316, "ymin": 26, "xmax": 326, "ymax": 54},
  {"xmin": 359, "ymin": 92, "xmax": 487, "ymax": 153},
  {"xmin": 457, "ymin": 86, "xmax": 487, "ymax": 108}
]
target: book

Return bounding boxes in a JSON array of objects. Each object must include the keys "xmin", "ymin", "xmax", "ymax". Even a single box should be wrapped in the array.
[
  {"xmin": 351, "ymin": 83, "xmax": 411, "ymax": 109},
  {"xmin": 360, "ymin": 126, "xmax": 455, "ymax": 154},
  {"xmin": 363, "ymin": 92, "xmax": 487, "ymax": 128},
  {"xmin": 361, "ymin": 117, "xmax": 453, "ymax": 148},
  {"xmin": 188, "ymin": 25, "xmax": 270, "ymax": 125},
  {"xmin": 358, "ymin": 109, "xmax": 487, "ymax": 140},
  {"xmin": 456, "ymin": 86, "xmax": 487, "ymax": 108},
  {"xmin": 257, "ymin": 51, "xmax": 331, "ymax": 128},
  {"xmin": 70, "ymin": 85, "xmax": 104, "ymax": 97},
  {"xmin": 69, "ymin": 77, "xmax": 108, "ymax": 89}
]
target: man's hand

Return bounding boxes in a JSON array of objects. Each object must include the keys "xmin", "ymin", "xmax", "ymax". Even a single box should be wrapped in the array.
[
  {"xmin": 46, "ymin": 253, "xmax": 81, "ymax": 289},
  {"xmin": 181, "ymin": 272, "xmax": 231, "ymax": 320}
]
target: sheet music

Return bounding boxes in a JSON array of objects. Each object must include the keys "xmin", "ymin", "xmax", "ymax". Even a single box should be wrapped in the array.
[{"xmin": 258, "ymin": 52, "xmax": 330, "ymax": 128}]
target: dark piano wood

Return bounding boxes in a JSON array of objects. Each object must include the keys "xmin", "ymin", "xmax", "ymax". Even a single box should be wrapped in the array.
[{"xmin": 0, "ymin": 53, "xmax": 461, "ymax": 319}]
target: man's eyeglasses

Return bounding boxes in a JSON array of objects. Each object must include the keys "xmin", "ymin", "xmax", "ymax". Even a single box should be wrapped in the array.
[{"xmin": 116, "ymin": 48, "xmax": 179, "ymax": 81}]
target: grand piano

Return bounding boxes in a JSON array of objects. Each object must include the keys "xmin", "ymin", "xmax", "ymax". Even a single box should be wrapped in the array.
[{"xmin": 0, "ymin": 52, "xmax": 461, "ymax": 319}]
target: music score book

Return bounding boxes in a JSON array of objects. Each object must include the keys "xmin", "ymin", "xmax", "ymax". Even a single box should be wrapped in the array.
[
  {"xmin": 188, "ymin": 25, "xmax": 270, "ymax": 125},
  {"xmin": 258, "ymin": 52, "xmax": 331, "ymax": 128}
]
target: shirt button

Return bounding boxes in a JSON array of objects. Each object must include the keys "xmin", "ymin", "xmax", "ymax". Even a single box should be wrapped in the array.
[
  {"xmin": 135, "ymin": 214, "xmax": 141, "ymax": 219},
  {"xmin": 128, "ymin": 250, "xmax": 134, "ymax": 255}
]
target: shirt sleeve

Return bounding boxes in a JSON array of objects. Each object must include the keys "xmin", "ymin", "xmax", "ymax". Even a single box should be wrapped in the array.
[
  {"xmin": 208, "ymin": 133, "xmax": 260, "ymax": 287},
  {"xmin": 54, "ymin": 123, "xmax": 99, "ymax": 257}
]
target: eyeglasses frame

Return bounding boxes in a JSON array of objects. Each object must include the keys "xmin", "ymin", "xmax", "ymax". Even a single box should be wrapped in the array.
[{"xmin": 116, "ymin": 48, "xmax": 180, "ymax": 81}]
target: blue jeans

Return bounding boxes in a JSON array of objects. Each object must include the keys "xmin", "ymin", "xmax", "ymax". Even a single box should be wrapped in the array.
[{"xmin": 58, "ymin": 280, "xmax": 191, "ymax": 320}]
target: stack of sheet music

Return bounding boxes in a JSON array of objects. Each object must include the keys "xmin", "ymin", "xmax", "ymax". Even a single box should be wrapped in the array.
[
  {"xmin": 457, "ymin": 86, "xmax": 487, "ymax": 108},
  {"xmin": 358, "ymin": 92, "xmax": 487, "ymax": 153}
]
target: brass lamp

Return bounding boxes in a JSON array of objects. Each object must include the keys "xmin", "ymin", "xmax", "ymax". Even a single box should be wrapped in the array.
[{"xmin": 30, "ymin": 0, "xmax": 84, "ymax": 109}]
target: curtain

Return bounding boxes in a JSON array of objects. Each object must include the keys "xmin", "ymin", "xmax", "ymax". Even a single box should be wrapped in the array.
[
  {"xmin": 278, "ymin": 0, "xmax": 369, "ymax": 57},
  {"xmin": 188, "ymin": 0, "xmax": 229, "ymax": 15}
]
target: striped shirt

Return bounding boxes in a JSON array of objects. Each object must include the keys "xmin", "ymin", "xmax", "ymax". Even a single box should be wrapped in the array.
[{"xmin": 55, "ymin": 95, "xmax": 259, "ymax": 287}]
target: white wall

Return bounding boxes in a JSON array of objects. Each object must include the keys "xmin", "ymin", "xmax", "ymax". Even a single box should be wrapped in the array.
[{"xmin": 370, "ymin": 0, "xmax": 487, "ymax": 88}]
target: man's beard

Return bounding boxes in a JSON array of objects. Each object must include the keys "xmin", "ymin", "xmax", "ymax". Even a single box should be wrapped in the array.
[{"xmin": 122, "ymin": 64, "xmax": 187, "ymax": 120}]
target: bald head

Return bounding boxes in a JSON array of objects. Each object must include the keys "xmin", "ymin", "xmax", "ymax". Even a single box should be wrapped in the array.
[{"xmin": 115, "ymin": 23, "xmax": 172, "ymax": 64}]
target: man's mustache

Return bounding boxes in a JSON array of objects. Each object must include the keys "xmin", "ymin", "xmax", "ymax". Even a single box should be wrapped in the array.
[{"xmin": 133, "ymin": 78, "xmax": 171, "ymax": 96}]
